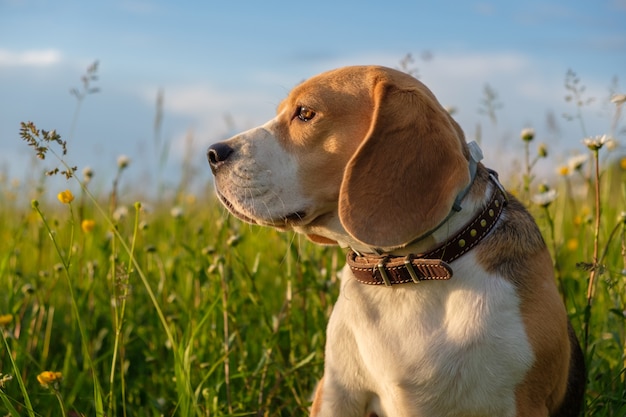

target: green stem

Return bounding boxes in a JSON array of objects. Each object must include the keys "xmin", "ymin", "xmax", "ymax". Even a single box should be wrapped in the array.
[
  {"xmin": 32, "ymin": 201, "xmax": 104, "ymax": 415},
  {"xmin": 1, "ymin": 331, "xmax": 36, "ymax": 417},
  {"xmin": 53, "ymin": 389, "xmax": 68, "ymax": 417},
  {"xmin": 584, "ymin": 149, "xmax": 601, "ymax": 353}
]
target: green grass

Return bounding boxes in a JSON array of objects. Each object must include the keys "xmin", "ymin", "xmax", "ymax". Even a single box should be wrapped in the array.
[{"xmin": 1, "ymin": 65, "xmax": 625, "ymax": 416}]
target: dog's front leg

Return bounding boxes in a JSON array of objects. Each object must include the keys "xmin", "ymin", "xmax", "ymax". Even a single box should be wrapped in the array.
[
  {"xmin": 310, "ymin": 276, "xmax": 377, "ymax": 417},
  {"xmin": 310, "ymin": 375, "xmax": 373, "ymax": 417},
  {"xmin": 309, "ymin": 376, "xmax": 325, "ymax": 416}
]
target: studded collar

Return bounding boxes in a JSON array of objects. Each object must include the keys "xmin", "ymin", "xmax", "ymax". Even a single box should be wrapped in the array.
[{"xmin": 346, "ymin": 173, "xmax": 508, "ymax": 286}]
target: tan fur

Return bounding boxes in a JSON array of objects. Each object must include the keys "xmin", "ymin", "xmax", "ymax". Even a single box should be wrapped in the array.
[{"xmin": 310, "ymin": 377, "xmax": 324, "ymax": 416}]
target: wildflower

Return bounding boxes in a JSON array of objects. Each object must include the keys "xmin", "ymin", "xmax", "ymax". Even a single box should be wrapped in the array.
[
  {"xmin": 605, "ymin": 137, "xmax": 619, "ymax": 151},
  {"xmin": 445, "ymin": 106, "xmax": 457, "ymax": 115},
  {"xmin": 620, "ymin": 157, "xmax": 626, "ymax": 171},
  {"xmin": 537, "ymin": 143, "xmax": 548, "ymax": 158},
  {"xmin": 186, "ymin": 194, "xmax": 197, "ymax": 205},
  {"xmin": 567, "ymin": 154, "xmax": 588, "ymax": 172},
  {"xmin": 170, "ymin": 206, "xmax": 184, "ymax": 219},
  {"xmin": 81, "ymin": 219, "xmax": 96, "ymax": 233},
  {"xmin": 566, "ymin": 238, "xmax": 579, "ymax": 252},
  {"xmin": 21, "ymin": 284, "xmax": 35, "ymax": 295},
  {"xmin": 557, "ymin": 165, "xmax": 570, "ymax": 176},
  {"xmin": 57, "ymin": 189, "xmax": 74, "ymax": 204},
  {"xmin": 0, "ymin": 314, "xmax": 13, "ymax": 327},
  {"xmin": 573, "ymin": 215, "xmax": 583, "ymax": 227},
  {"xmin": 82, "ymin": 166, "xmax": 94, "ymax": 183},
  {"xmin": 610, "ymin": 93, "xmax": 626, "ymax": 105},
  {"xmin": 574, "ymin": 207, "xmax": 592, "ymax": 226},
  {"xmin": 0, "ymin": 373, "xmax": 13, "ymax": 388},
  {"xmin": 117, "ymin": 155, "xmax": 130, "ymax": 169},
  {"xmin": 537, "ymin": 183, "xmax": 550, "ymax": 193},
  {"xmin": 227, "ymin": 234, "xmax": 241, "ymax": 247},
  {"xmin": 520, "ymin": 128, "xmax": 535, "ymax": 142},
  {"xmin": 113, "ymin": 206, "xmax": 128, "ymax": 222},
  {"xmin": 37, "ymin": 371, "xmax": 62, "ymax": 387},
  {"xmin": 532, "ymin": 189, "xmax": 557, "ymax": 208},
  {"xmin": 201, "ymin": 246, "xmax": 215, "ymax": 256},
  {"xmin": 582, "ymin": 134, "xmax": 609, "ymax": 151}
]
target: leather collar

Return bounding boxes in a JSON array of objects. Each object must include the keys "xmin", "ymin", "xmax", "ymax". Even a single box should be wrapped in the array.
[{"xmin": 347, "ymin": 173, "xmax": 507, "ymax": 286}]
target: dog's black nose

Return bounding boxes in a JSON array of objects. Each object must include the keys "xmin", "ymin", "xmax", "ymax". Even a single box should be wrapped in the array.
[{"xmin": 207, "ymin": 142, "xmax": 234, "ymax": 174}]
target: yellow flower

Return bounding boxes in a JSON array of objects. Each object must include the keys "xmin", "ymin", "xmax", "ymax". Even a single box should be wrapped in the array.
[
  {"xmin": 566, "ymin": 239, "xmax": 579, "ymax": 252},
  {"xmin": 620, "ymin": 157, "xmax": 626, "ymax": 171},
  {"xmin": 37, "ymin": 371, "xmax": 62, "ymax": 387},
  {"xmin": 0, "ymin": 314, "xmax": 13, "ymax": 327},
  {"xmin": 81, "ymin": 219, "xmax": 96, "ymax": 233},
  {"xmin": 557, "ymin": 165, "xmax": 570, "ymax": 176},
  {"xmin": 57, "ymin": 189, "xmax": 74, "ymax": 204}
]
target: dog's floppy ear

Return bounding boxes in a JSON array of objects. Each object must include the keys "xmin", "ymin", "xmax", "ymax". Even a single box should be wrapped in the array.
[{"xmin": 339, "ymin": 73, "xmax": 470, "ymax": 249}]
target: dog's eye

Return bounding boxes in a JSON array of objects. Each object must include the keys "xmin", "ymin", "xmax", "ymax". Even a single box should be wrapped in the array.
[{"xmin": 296, "ymin": 106, "xmax": 316, "ymax": 122}]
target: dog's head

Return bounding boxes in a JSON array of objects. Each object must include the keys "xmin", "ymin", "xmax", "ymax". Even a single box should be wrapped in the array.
[{"xmin": 208, "ymin": 66, "xmax": 471, "ymax": 250}]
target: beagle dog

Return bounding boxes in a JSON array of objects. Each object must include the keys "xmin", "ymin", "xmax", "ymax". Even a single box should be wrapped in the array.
[{"xmin": 207, "ymin": 66, "xmax": 586, "ymax": 417}]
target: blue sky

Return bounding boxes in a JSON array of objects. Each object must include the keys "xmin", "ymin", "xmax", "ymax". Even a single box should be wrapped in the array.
[{"xmin": 1, "ymin": 0, "xmax": 625, "ymax": 193}]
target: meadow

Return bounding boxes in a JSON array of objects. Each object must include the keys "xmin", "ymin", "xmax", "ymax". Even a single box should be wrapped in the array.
[{"xmin": 1, "ymin": 63, "xmax": 625, "ymax": 416}]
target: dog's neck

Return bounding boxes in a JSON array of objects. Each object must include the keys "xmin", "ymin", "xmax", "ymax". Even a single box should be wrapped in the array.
[
  {"xmin": 350, "ymin": 141, "xmax": 488, "ymax": 257},
  {"xmin": 354, "ymin": 167, "xmax": 493, "ymax": 257}
]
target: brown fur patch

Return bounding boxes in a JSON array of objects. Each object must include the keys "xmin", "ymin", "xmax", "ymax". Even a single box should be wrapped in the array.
[{"xmin": 474, "ymin": 168, "xmax": 580, "ymax": 415}]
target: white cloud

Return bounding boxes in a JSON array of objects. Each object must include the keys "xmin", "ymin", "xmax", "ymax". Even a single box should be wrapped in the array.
[
  {"xmin": 162, "ymin": 84, "xmax": 226, "ymax": 116},
  {"xmin": 146, "ymin": 83, "xmax": 271, "ymax": 117},
  {"xmin": 423, "ymin": 52, "xmax": 531, "ymax": 80},
  {"xmin": 0, "ymin": 49, "xmax": 62, "ymax": 67},
  {"xmin": 135, "ymin": 83, "xmax": 279, "ymax": 160}
]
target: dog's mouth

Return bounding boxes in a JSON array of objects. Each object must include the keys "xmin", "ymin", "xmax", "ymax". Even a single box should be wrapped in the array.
[
  {"xmin": 217, "ymin": 192, "xmax": 309, "ymax": 228},
  {"xmin": 218, "ymin": 193, "xmax": 257, "ymax": 224}
]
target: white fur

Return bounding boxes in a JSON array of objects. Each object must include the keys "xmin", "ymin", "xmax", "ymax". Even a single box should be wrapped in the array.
[
  {"xmin": 213, "ymin": 116, "xmax": 313, "ymax": 226},
  {"xmin": 318, "ymin": 255, "xmax": 534, "ymax": 417}
]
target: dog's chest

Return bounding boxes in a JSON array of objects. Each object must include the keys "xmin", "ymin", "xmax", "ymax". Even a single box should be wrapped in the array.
[{"xmin": 327, "ymin": 255, "xmax": 534, "ymax": 416}]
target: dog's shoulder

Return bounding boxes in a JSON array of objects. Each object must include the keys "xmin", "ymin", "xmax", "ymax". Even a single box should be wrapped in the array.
[{"xmin": 474, "ymin": 172, "xmax": 551, "ymax": 289}]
